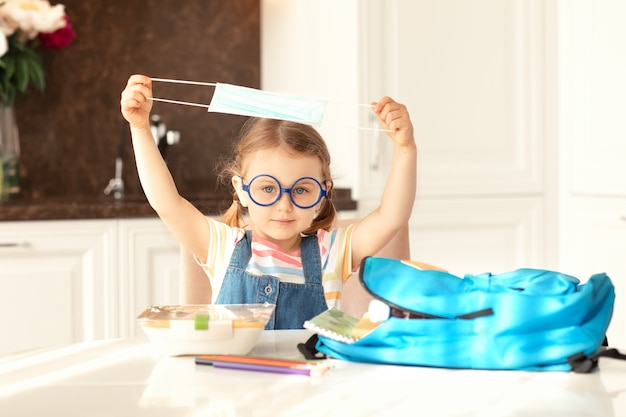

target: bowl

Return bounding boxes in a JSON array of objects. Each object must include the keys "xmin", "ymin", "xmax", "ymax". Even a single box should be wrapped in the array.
[{"xmin": 137, "ymin": 303, "xmax": 275, "ymax": 356}]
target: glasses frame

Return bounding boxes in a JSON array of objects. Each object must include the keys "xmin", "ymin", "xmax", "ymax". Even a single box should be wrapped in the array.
[{"xmin": 241, "ymin": 174, "xmax": 328, "ymax": 209}]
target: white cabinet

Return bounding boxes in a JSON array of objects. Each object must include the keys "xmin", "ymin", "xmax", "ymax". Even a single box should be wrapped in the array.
[
  {"xmin": 567, "ymin": 0, "xmax": 626, "ymax": 197},
  {"xmin": 562, "ymin": 1, "xmax": 626, "ymax": 349},
  {"xmin": 0, "ymin": 217, "xmax": 181, "ymax": 355},
  {"xmin": 381, "ymin": 0, "xmax": 545, "ymax": 197},
  {"xmin": 563, "ymin": 198, "xmax": 626, "ymax": 349},
  {"xmin": 355, "ymin": 0, "xmax": 550, "ymax": 271},
  {"xmin": 117, "ymin": 218, "xmax": 180, "ymax": 337},
  {"xmin": 0, "ymin": 220, "xmax": 118, "ymax": 356},
  {"xmin": 409, "ymin": 197, "xmax": 544, "ymax": 275}
]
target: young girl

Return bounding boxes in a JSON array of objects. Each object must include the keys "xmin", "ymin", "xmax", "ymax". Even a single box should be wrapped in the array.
[{"xmin": 120, "ymin": 74, "xmax": 417, "ymax": 329}]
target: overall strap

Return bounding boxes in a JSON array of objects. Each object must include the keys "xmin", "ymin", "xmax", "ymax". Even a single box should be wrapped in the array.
[
  {"xmin": 300, "ymin": 234, "xmax": 322, "ymax": 284},
  {"xmin": 228, "ymin": 230, "xmax": 252, "ymax": 268}
]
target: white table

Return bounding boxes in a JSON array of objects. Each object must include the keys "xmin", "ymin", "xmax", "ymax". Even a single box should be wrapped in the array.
[{"xmin": 1, "ymin": 330, "xmax": 625, "ymax": 416}]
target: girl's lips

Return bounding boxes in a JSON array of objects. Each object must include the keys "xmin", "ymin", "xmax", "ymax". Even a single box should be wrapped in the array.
[{"xmin": 272, "ymin": 219, "xmax": 295, "ymax": 226}]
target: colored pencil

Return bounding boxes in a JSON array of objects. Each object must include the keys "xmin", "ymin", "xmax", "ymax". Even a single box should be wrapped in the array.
[
  {"xmin": 196, "ymin": 354, "xmax": 321, "ymax": 369},
  {"xmin": 213, "ymin": 360, "xmax": 326, "ymax": 376},
  {"xmin": 195, "ymin": 354, "xmax": 331, "ymax": 376}
]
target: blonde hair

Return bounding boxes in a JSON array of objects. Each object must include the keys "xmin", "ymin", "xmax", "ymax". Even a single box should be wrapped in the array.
[{"xmin": 219, "ymin": 118, "xmax": 336, "ymax": 235}]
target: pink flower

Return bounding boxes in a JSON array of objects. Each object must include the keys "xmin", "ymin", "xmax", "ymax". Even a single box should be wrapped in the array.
[{"xmin": 38, "ymin": 14, "xmax": 75, "ymax": 49}]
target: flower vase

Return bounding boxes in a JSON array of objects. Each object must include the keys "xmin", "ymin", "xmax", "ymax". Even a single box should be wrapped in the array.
[{"xmin": 0, "ymin": 105, "xmax": 21, "ymax": 201}]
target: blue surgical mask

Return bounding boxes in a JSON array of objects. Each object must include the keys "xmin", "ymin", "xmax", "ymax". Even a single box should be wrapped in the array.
[
  {"xmin": 208, "ymin": 83, "xmax": 327, "ymax": 125},
  {"xmin": 151, "ymin": 78, "xmax": 391, "ymax": 130}
]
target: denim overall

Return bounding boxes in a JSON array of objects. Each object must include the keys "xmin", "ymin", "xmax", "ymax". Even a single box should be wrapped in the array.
[{"xmin": 216, "ymin": 231, "xmax": 328, "ymax": 329}]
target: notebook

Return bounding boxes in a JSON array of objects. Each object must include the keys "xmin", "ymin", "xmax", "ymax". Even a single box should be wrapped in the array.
[{"xmin": 303, "ymin": 307, "xmax": 363, "ymax": 344}]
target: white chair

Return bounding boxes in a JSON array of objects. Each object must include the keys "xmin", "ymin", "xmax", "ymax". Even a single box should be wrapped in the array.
[{"xmin": 337, "ymin": 220, "xmax": 410, "ymax": 317}]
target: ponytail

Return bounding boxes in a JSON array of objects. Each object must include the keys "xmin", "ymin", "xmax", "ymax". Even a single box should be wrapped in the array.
[
  {"xmin": 303, "ymin": 190, "xmax": 337, "ymax": 235},
  {"xmin": 220, "ymin": 192, "xmax": 248, "ymax": 228}
]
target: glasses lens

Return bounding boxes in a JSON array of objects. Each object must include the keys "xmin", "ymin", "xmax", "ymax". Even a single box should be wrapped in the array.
[
  {"xmin": 248, "ymin": 175, "xmax": 281, "ymax": 206},
  {"xmin": 290, "ymin": 178, "xmax": 323, "ymax": 208}
]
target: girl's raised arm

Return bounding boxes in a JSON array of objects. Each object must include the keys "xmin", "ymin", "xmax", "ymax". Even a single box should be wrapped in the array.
[
  {"xmin": 120, "ymin": 74, "xmax": 210, "ymax": 263},
  {"xmin": 350, "ymin": 96, "xmax": 417, "ymax": 267}
]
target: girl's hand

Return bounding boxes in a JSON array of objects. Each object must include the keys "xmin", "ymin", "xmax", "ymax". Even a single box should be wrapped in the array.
[
  {"xmin": 120, "ymin": 74, "xmax": 153, "ymax": 130},
  {"xmin": 372, "ymin": 96, "xmax": 415, "ymax": 147}
]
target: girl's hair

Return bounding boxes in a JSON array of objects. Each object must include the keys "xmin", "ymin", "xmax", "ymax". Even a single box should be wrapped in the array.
[{"xmin": 219, "ymin": 118, "xmax": 337, "ymax": 235}]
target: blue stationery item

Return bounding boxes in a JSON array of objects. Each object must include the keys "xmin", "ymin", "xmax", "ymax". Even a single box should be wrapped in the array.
[{"xmin": 310, "ymin": 257, "xmax": 622, "ymax": 372}]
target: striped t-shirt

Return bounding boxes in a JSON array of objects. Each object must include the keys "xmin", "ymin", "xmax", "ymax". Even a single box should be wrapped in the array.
[{"xmin": 198, "ymin": 217, "xmax": 356, "ymax": 309}]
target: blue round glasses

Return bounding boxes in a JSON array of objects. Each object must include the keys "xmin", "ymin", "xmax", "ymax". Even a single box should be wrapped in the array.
[{"xmin": 241, "ymin": 174, "xmax": 328, "ymax": 209}]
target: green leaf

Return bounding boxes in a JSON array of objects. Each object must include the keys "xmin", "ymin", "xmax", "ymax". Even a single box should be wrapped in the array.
[
  {"xmin": 1, "ymin": 55, "xmax": 15, "ymax": 83},
  {"xmin": 0, "ymin": 34, "xmax": 48, "ymax": 105},
  {"xmin": 15, "ymin": 56, "xmax": 29, "ymax": 92},
  {"xmin": 28, "ymin": 61, "xmax": 45, "ymax": 90}
]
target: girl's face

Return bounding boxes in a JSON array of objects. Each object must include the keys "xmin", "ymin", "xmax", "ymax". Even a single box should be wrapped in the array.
[{"xmin": 233, "ymin": 146, "xmax": 327, "ymax": 252}]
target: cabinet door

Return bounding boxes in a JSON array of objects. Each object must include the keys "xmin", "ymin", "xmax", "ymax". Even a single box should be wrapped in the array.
[
  {"xmin": 117, "ymin": 218, "xmax": 180, "ymax": 337},
  {"xmin": 356, "ymin": 0, "xmax": 551, "ymax": 271},
  {"xmin": 409, "ymin": 197, "xmax": 544, "ymax": 275},
  {"xmin": 567, "ymin": 1, "xmax": 626, "ymax": 196},
  {"xmin": 563, "ymin": 198, "xmax": 626, "ymax": 349},
  {"xmin": 360, "ymin": 0, "xmax": 545, "ymax": 199},
  {"xmin": 0, "ymin": 220, "xmax": 116, "ymax": 356}
]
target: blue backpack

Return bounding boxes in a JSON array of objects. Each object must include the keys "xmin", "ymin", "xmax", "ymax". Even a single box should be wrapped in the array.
[{"xmin": 303, "ymin": 257, "xmax": 624, "ymax": 372}]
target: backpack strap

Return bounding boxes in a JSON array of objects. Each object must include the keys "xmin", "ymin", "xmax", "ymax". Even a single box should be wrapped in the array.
[
  {"xmin": 568, "ymin": 348, "xmax": 626, "ymax": 373},
  {"xmin": 297, "ymin": 334, "xmax": 327, "ymax": 360}
]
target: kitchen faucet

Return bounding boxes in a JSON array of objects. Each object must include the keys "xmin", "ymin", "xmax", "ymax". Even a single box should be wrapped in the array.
[
  {"xmin": 104, "ymin": 115, "xmax": 179, "ymax": 200},
  {"xmin": 103, "ymin": 156, "xmax": 124, "ymax": 200},
  {"xmin": 151, "ymin": 114, "xmax": 180, "ymax": 160}
]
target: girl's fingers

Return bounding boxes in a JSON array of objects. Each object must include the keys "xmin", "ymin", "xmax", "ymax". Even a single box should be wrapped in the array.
[
  {"xmin": 381, "ymin": 108, "xmax": 402, "ymax": 126},
  {"xmin": 370, "ymin": 97, "xmax": 414, "ymax": 143},
  {"xmin": 378, "ymin": 106, "xmax": 408, "ymax": 132},
  {"xmin": 372, "ymin": 96, "xmax": 395, "ymax": 112},
  {"xmin": 123, "ymin": 75, "xmax": 153, "ymax": 100},
  {"xmin": 129, "ymin": 83, "xmax": 152, "ymax": 101},
  {"xmin": 127, "ymin": 74, "xmax": 152, "ymax": 88},
  {"xmin": 121, "ymin": 92, "xmax": 142, "ymax": 110},
  {"xmin": 121, "ymin": 84, "xmax": 152, "ymax": 110}
]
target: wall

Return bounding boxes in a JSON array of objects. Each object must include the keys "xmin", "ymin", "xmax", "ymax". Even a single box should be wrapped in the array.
[{"xmin": 14, "ymin": 0, "xmax": 259, "ymax": 201}]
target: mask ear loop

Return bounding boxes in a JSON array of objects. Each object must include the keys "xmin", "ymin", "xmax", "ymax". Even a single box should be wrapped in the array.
[
  {"xmin": 148, "ymin": 77, "xmax": 214, "ymax": 109},
  {"xmin": 148, "ymin": 77, "xmax": 393, "ymax": 132}
]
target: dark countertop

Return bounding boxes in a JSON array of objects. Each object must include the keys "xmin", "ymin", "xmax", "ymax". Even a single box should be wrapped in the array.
[{"xmin": 0, "ymin": 189, "xmax": 357, "ymax": 221}]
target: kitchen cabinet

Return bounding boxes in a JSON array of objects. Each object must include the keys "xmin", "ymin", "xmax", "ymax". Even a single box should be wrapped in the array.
[
  {"xmin": 354, "ymin": 0, "xmax": 550, "ymax": 271},
  {"xmin": 567, "ymin": 0, "xmax": 626, "ymax": 197},
  {"xmin": 0, "ymin": 217, "xmax": 180, "ymax": 356},
  {"xmin": 561, "ymin": 1, "xmax": 626, "ymax": 349},
  {"xmin": 0, "ymin": 220, "xmax": 118, "ymax": 356},
  {"xmin": 562, "ymin": 198, "xmax": 626, "ymax": 349},
  {"xmin": 408, "ymin": 197, "xmax": 543, "ymax": 275},
  {"xmin": 116, "ymin": 218, "xmax": 181, "ymax": 337}
]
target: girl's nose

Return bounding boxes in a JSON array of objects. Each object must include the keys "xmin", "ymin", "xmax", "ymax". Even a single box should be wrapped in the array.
[{"xmin": 275, "ymin": 191, "xmax": 294, "ymax": 211}]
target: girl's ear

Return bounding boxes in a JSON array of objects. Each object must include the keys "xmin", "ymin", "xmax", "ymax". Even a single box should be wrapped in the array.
[
  {"xmin": 315, "ymin": 180, "xmax": 333, "ymax": 213},
  {"xmin": 232, "ymin": 176, "xmax": 250, "ymax": 208}
]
